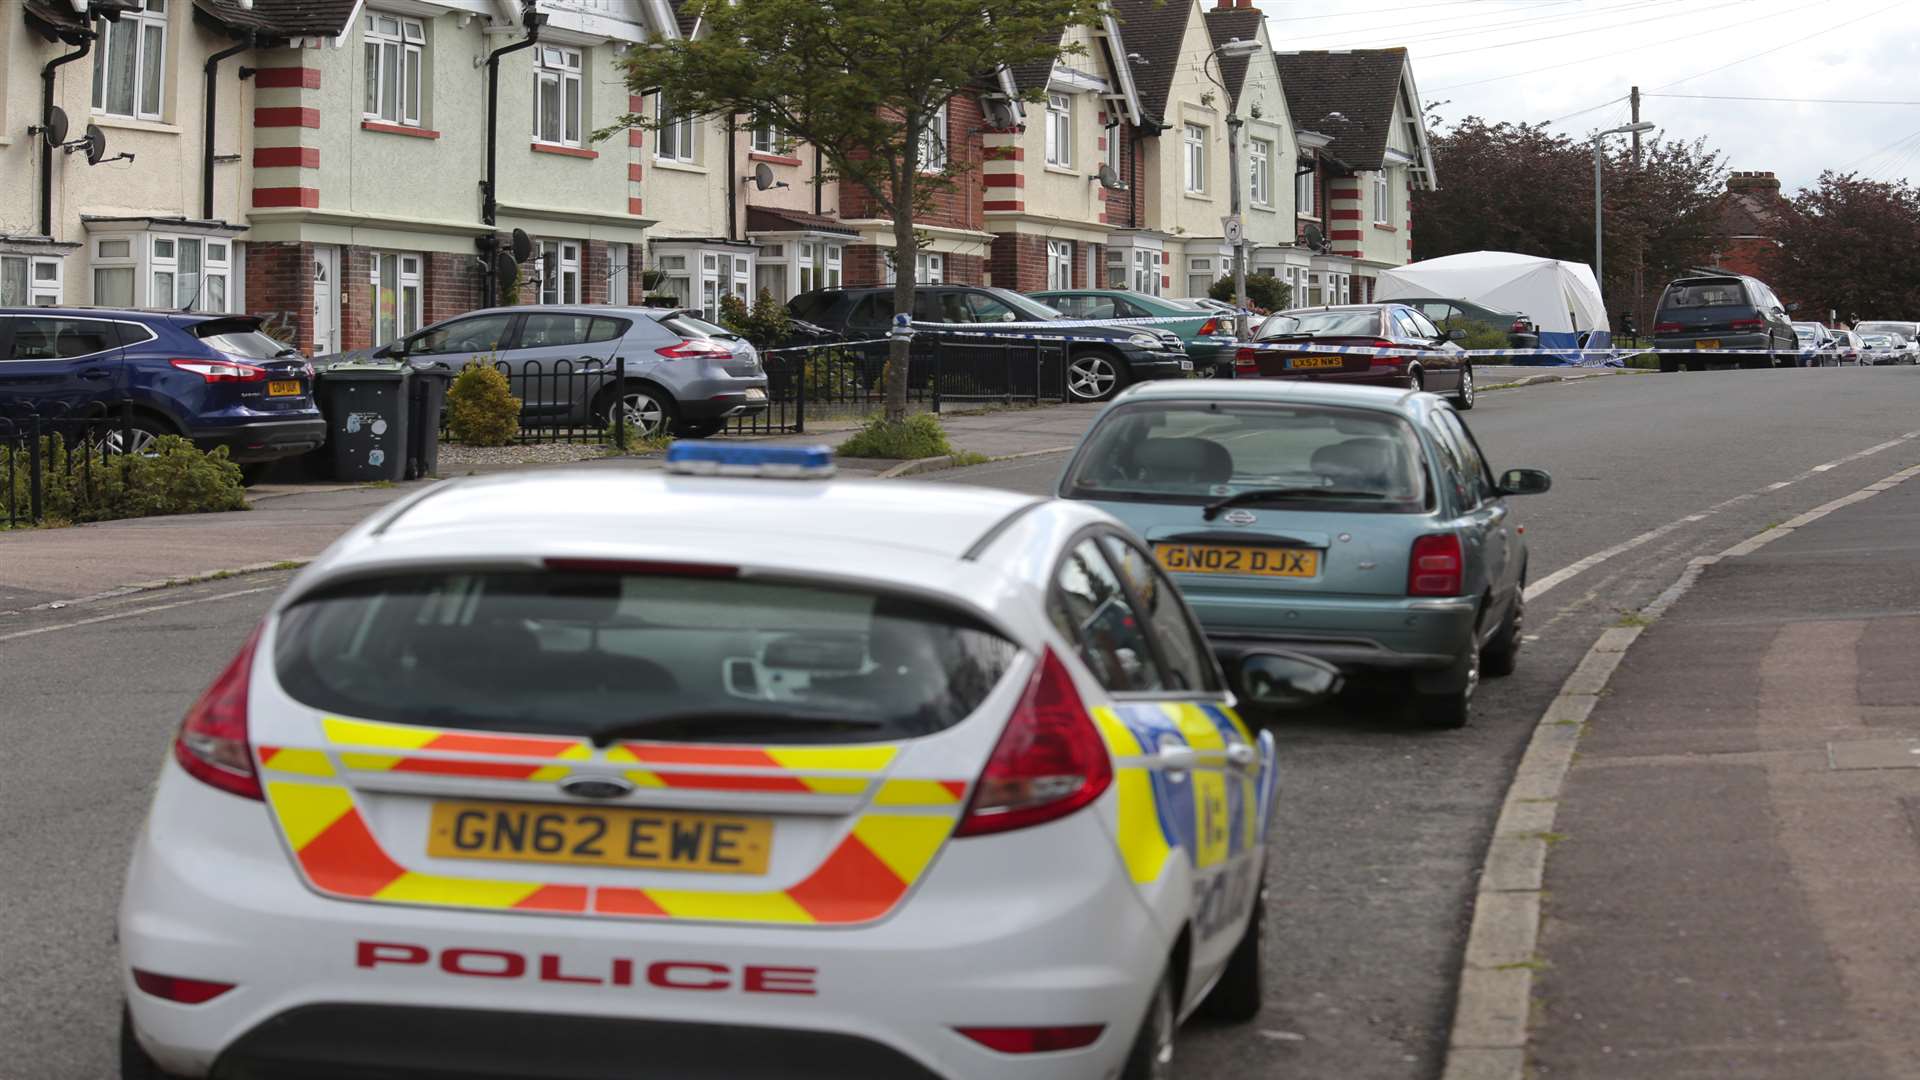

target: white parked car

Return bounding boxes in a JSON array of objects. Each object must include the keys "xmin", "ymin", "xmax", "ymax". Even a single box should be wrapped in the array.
[{"xmin": 120, "ymin": 444, "xmax": 1336, "ymax": 1080}]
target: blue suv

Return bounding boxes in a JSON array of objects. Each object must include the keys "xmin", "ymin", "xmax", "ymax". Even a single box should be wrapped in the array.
[{"xmin": 0, "ymin": 308, "xmax": 324, "ymax": 480}]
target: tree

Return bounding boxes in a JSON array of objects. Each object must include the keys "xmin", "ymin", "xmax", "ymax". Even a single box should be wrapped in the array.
[
  {"xmin": 615, "ymin": 0, "xmax": 1103, "ymax": 424},
  {"xmin": 1209, "ymin": 272, "xmax": 1289, "ymax": 313},
  {"xmin": 1413, "ymin": 116, "xmax": 1724, "ymax": 324},
  {"xmin": 1767, "ymin": 172, "xmax": 1920, "ymax": 323}
]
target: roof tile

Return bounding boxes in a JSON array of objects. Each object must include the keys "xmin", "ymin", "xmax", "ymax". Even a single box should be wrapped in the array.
[{"xmin": 1274, "ymin": 47, "xmax": 1408, "ymax": 171}]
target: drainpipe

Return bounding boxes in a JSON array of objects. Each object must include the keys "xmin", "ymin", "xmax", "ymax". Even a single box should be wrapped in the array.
[
  {"xmin": 480, "ymin": 6, "xmax": 543, "ymax": 304},
  {"xmin": 726, "ymin": 118, "xmax": 738, "ymax": 242},
  {"xmin": 813, "ymin": 145, "xmax": 823, "ymax": 215},
  {"xmin": 203, "ymin": 33, "xmax": 255, "ymax": 222},
  {"xmin": 40, "ymin": 31, "xmax": 96, "ymax": 237}
]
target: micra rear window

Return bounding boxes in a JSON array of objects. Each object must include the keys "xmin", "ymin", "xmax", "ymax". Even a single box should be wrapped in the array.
[{"xmin": 273, "ymin": 570, "xmax": 1018, "ymax": 745}]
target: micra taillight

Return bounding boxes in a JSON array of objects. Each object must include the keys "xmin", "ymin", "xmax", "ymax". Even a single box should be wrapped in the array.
[
  {"xmin": 954, "ymin": 649, "xmax": 1113, "ymax": 837},
  {"xmin": 173, "ymin": 623, "xmax": 265, "ymax": 800},
  {"xmin": 1408, "ymin": 533, "xmax": 1464, "ymax": 597}
]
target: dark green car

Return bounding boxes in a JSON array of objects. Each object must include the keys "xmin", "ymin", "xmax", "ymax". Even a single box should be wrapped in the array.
[{"xmin": 1030, "ymin": 289, "xmax": 1240, "ymax": 375}]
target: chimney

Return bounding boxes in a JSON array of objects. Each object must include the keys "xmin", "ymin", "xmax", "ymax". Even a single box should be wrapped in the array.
[
  {"xmin": 1726, "ymin": 170, "xmax": 1781, "ymax": 196},
  {"xmin": 1215, "ymin": 0, "xmax": 1255, "ymax": 8}
]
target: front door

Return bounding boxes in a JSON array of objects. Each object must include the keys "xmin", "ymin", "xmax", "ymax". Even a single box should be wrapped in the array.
[{"xmin": 312, "ymin": 246, "xmax": 340, "ymax": 357}]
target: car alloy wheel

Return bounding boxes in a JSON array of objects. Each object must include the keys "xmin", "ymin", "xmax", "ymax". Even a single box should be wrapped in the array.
[
  {"xmin": 1067, "ymin": 354, "xmax": 1120, "ymax": 400},
  {"xmin": 1122, "ymin": 971, "xmax": 1177, "ymax": 1080},
  {"xmin": 608, "ymin": 390, "xmax": 667, "ymax": 437},
  {"xmin": 1454, "ymin": 365, "xmax": 1475, "ymax": 409},
  {"xmin": 101, "ymin": 424, "xmax": 163, "ymax": 457}
]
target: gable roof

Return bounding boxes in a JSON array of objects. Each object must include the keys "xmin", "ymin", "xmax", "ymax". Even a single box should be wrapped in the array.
[
  {"xmin": 1718, "ymin": 190, "xmax": 1782, "ymax": 239},
  {"xmin": 668, "ymin": 0, "xmax": 698, "ymax": 38},
  {"xmin": 1109, "ymin": 0, "xmax": 1195, "ymax": 127},
  {"xmin": 1275, "ymin": 47, "xmax": 1408, "ymax": 171},
  {"xmin": 1202, "ymin": 7, "xmax": 1262, "ymax": 104}
]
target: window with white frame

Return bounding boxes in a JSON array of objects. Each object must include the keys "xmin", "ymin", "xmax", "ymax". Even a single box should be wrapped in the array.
[
  {"xmin": 656, "ymin": 94, "xmax": 695, "ymax": 163},
  {"xmin": 1, "ymin": 255, "xmax": 64, "ymax": 306},
  {"xmin": 1047, "ymin": 240, "xmax": 1072, "ymax": 290},
  {"xmin": 656, "ymin": 254, "xmax": 692, "ymax": 307},
  {"xmin": 371, "ymin": 252, "xmax": 423, "ymax": 346},
  {"xmin": 1186, "ymin": 257, "xmax": 1213, "ymax": 299},
  {"xmin": 538, "ymin": 240, "xmax": 581, "ymax": 305},
  {"xmin": 1373, "ymin": 170, "xmax": 1391, "ymax": 224},
  {"xmin": 1133, "ymin": 249, "xmax": 1159, "ymax": 296},
  {"xmin": 1106, "ymin": 121, "xmax": 1121, "ymax": 177},
  {"xmin": 1297, "ymin": 160, "xmax": 1317, "ymax": 217},
  {"xmin": 750, "ymin": 123, "xmax": 780, "ymax": 155},
  {"xmin": 700, "ymin": 254, "xmax": 721, "ymax": 319},
  {"xmin": 1183, "ymin": 124, "xmax": 1206, "ymax": 193},
  {"xmin": 1045, "ymin": 94, "xmax": 1072, "ymax": 168},
  {"xmin": 884, "ymin": 250, "xmax": 943, "ymax": 284},
  {"xmin": 363, "ymin": 13, "xmax": 424, "ymax": 126},
  {"xmin": 533, "ymin": 46, "xmax": 583, "ymax": 147},
  {"xmin": 608, "ymin": 241, "xmax": 630, "ymax": 304},
  {"xmin": 1249, "ymin": 138, "xmax": 1272, "ymax": 207},
  {"xmin": 146, "ymin": 236, "xmax": 233, "ymax": 312},
  {"xmin": 798, "ymin": 241, "xmax": 842, "ymax": 294},
  {"xmin": 92, "ymin": 0, "xmax": 167, "ymax": 121},
  {"xmin": 919, "ymin": 102, "xmax": 948, "ymax": 172}
]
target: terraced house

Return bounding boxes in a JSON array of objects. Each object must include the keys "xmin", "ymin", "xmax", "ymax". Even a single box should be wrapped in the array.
[{"xmin": 1277, "ymin": 46, "xmax": 1436, "ymax": 306}]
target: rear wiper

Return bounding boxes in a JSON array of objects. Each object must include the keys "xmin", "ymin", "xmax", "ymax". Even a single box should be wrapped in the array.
[
  {"xmin": 586, "ymin": 707, "xmax": 886, "ymax": 747},
  {"xmin": 1203, "ymin": 486, "xmax": 1388, "ymax": 520}
]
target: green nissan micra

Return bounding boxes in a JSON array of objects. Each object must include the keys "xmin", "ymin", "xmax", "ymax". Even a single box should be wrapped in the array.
[{"xmin": 1056, "ymin": 379, "xmax": 1552, "ymax": 727}]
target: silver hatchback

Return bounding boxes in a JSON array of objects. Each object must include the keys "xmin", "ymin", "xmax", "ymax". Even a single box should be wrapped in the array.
[{"xmin": 378, "ymin": 305, "xmax": 769, "ymax": 437}]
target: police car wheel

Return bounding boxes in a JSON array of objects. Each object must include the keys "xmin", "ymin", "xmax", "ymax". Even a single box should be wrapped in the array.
[
  {"xmin": 1122, "ymin": 970, "xmax": 1178, "ymax": 1080},
  {"xmin": 120, "ymin": 1007, "xmax": 182, "ymax": 1080},
  {"xmin": 1198, "ymin": 877, "xmax": 1267, "ymax": 1022}
]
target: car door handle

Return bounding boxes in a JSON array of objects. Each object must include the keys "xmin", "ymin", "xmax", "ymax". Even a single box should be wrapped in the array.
[
  {"xmin": 1149, "ymin": 744, "xmax": 1201, "ymax": 774},
  {"xmin": 79, "ymin": 368, "xmax": 112, "ymax": 380},
  {"xmin": 1225, "ymin": 743, "xmax": 1260, "ymax": 773}
]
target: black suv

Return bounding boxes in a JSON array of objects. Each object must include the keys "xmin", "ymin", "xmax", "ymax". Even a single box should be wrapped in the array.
[
  {"xmin": 1652, "ymin": 274, "xmax": 1799, "ymax": 371},
  {"xmin": 786, "ymin": 286, "xmax": 1192, "ymax": 401}
]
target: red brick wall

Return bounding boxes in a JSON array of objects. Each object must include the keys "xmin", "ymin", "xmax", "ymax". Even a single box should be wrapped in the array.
[
  {"xmin": 1718, "ymin": 237, "xmax": 1776, "ymax": 282},
  {"xmin": 425, "ymin": 251, "xmax": 485, "ymax": 327},
  {"xmin": 583, "ymin": 241, "xmax": 610, "ymax": 305},
  {"xmin": 1107, "ymin": 127, "xmax": 1141, "ymax": 230},
  {"xmin": 945, "ymin": 252, "xmax": 985, "ymax": 285},
  {"xmin": 244, "ymin": 241, "xmax": 314, "ymax": 353},
  {"xmin": 1075, "ymin": 242, "xmax": 1095, "ymax": 288},
  {"xmin": 341, "ymin": 247, "xmax": 373, "ymax": 351},
  {"xmin": 841, "ymin": 245, "xmax": 985, "ymax": 288},
  {"xmin": 837, "ymin": 95, "xmax": 985, "ymax": 233},
  {"xmin": 990, "ymin": 233, "xmax": 1051, "ymax": 293}
]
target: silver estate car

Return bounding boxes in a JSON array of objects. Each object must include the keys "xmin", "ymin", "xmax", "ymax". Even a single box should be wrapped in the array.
[{"xmin": 376, "ymin": 305, "xmax": 769, "ymax": 437}]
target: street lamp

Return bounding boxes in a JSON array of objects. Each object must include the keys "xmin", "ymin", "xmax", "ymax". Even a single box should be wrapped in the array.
[
  {"xmin": 1593, "ymin": 121, "xmax": 1654, "ymax": 302},
  {"xmin": 1207, "ymin": 37, "xmax": 1262, "ymax": 340}
]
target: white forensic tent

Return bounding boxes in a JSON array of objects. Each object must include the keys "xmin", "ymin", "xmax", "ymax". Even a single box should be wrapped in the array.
[{"xmin": 1373, "ymin": 251, "xmax": 1610, "ymax": 361}]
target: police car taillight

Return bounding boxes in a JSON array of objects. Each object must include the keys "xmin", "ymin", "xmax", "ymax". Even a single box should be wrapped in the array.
[
  {"xmin": 173, "ymin": 623, "xmax": 264, "ymax": 801},
  {"xmin": 955, "ymin": 1024, "xmax": 1105, "ymax": 1053},
  {"xmin": 954, "ymin": 649, "xmax": 1113, "ymax": 837}
]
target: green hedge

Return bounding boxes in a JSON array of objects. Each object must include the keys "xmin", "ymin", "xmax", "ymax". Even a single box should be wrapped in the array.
[
  {"xmin": 3, "ymin": 434, "xmax": 248, "ymax": 525},
  {"xmin": 838, "ymin": 413, "xmax": 953, "ymax": 459}
]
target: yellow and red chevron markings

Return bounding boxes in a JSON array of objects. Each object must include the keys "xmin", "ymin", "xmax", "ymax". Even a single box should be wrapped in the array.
[{"xmin": 256, "ymin": 733, "xmax": 966, "ymax": 926}]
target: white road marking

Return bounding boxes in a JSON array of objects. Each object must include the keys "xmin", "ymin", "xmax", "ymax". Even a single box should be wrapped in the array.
[
  {"xmin": 1524, "ymin": 430, "xmax": 1920, "ymax": 603},
  {"xmin": 0, "ymin": 586, "xmax": 276, "ymax": 645}
]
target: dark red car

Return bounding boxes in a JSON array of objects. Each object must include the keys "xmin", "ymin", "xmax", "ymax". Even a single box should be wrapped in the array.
[{"xmin": 1234, "ymin": 303, "xmax": 1476, "ymax": 409}]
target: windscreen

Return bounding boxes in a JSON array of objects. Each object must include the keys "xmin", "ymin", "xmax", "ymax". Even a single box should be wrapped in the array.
[
  {"xmin": 1063, "ymin": 402, "xmax": 1427, "ymax": 512},
  {"xmin": 1855, "ymin": 322, "xmax": 1915, "ymax": 338},
  {"xmin": 191, "ymin": 321, "xmax": 297, "ymax": 359},
  {"xmin": 1660, "ymin": 280, "xmax": 1748, "ymax": 309},
  {"xmin": 1259, "ymin": 310, "xmax": 1380, "ymax": 339},
  {"xmin": 661, "ymin": 312, "xmax": 742, "ymax": 341},
  {"xmin": 274, "ymin": 571, "xmax": 1018, "ymax": 744}
]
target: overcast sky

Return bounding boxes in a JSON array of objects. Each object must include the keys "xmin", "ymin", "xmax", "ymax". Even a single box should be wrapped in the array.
[{"xmin": 1262, "ymin": 0, "xmax": 1920, "ymax": 194}]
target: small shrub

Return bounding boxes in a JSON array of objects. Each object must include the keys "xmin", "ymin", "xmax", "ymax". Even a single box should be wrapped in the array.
[
  {"xmin": 804, "ymin": 350, "xmax": 865, "ymax": 400},
  {"xmin": 2, "ymin": 434, "xmax": 246, "ymax": 524},
  {"xmin": 1209, "ymin": 272, "xmax": 1290, "ymax": 313},
  {"xmin": 837, "ymin": 413, "xmax": 952, "ymax": 459},
  {"xmin": 445, "ymin": 359, "xmax": 521, "ymax": 446},
  {"xmin": 720, "ymin": 290, "xmax": 796, "ymax": 348},
  {"xmin": 1451, "ymin": 321, "xmax": 1511, "ymax": 351}
]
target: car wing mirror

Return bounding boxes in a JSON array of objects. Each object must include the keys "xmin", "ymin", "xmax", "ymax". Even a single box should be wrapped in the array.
[
  {"xmin": 1445, "ymin": 328, "xmax": 1466, "ymax": 342},
  {"xmin": 1499, "ymin": 468, "xmax": 1552, "ymax": 496},
  {"xmin": 1231, "ymin": 651, "xmax": 1344, "ymax": 709}
]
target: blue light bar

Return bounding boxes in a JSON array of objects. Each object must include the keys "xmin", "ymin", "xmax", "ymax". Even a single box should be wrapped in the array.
[{"xmin": 664, "ymin": 441, "xmax": 836, "ymax": 479}]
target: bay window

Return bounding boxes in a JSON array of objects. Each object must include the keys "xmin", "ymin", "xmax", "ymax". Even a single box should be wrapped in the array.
[
  {"xmin": 533, "ymin": 46, "xmax": 583, "ymax": 147},
  {"xmin": 363, "ymin": 14, "xmax": 424, "ymax": 126},
  {"xmin": 93, "ymin": 0, "xmax": 166, "ymax": 121}
]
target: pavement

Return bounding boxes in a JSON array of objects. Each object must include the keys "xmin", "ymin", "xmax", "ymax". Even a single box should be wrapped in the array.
[
  {"xmin": 1531, "ymin": 462, "xmax": 1920, "ymax": 1079},
  {"xmin": 8, "ymin": 363, "xmax": 1919, "ymax": 1080}
]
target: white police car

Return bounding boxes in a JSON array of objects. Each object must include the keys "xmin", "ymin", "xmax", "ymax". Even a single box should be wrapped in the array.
[{"xmin": 120, "ymin": 444, "xmax": 1335, "ymax": 1079}]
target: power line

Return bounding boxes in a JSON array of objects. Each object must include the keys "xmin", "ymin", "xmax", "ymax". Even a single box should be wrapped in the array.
[
  {"xmin": 1546, "ymin": 96, "xmax": 1628, "ymax": 126},
  {"xmin": 1647, "ymin": 93, "xmax": 1920, "ymax": 107},
  {"xmin": 1838, "ymin": 127, "xmax": 1920, "ymax": 172},
  {"xmin": 1419, "ymin": 0, "xmax": 1760, "ymax": 60},
  {"xmin": 1648, "ymin": 0, "xmax": 1911, "ymax": 91},
  {"xmin": 1263, "ymin": 0, "xmax": 1571, "ymax": 25},
  {"xmin": 1281, "ymin": 0, "xmax": 1606, "ymax": 47}
]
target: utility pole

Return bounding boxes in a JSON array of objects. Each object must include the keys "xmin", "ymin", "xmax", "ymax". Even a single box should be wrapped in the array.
[{"xmin": 1630, "ymin": 86, "xmax": 1644, "ymax": 343}]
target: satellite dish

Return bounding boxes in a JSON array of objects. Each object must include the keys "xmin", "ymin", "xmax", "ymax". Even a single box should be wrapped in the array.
[
  {"xmin": 83, "ymin": 125, "xmax": 107, "ymax": 165},
  {"xmin": 983, "ymin": 98, "xmax": 1017, "ymax": 129},
  {"xmin": 493, "ymin": 251, "xmax": 518, "ymax": 293},
  {"xmin": 1096, "ymin": 163, "xmax": 1128, "ymax": 191},
  {"xmin": 752, "ymin": 162, "xmax": 775, "ymax": 191},
  {"xmin": 510, "ymin": 228, "xmax": 534, "ymax": 263},
  {"xmin": 44, "ymin": 106, "xmax": 70, "ymax": 147},
  {"xmin": 1301, "ymin": 222, "xmax": 1329, "ymax": 253}
]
